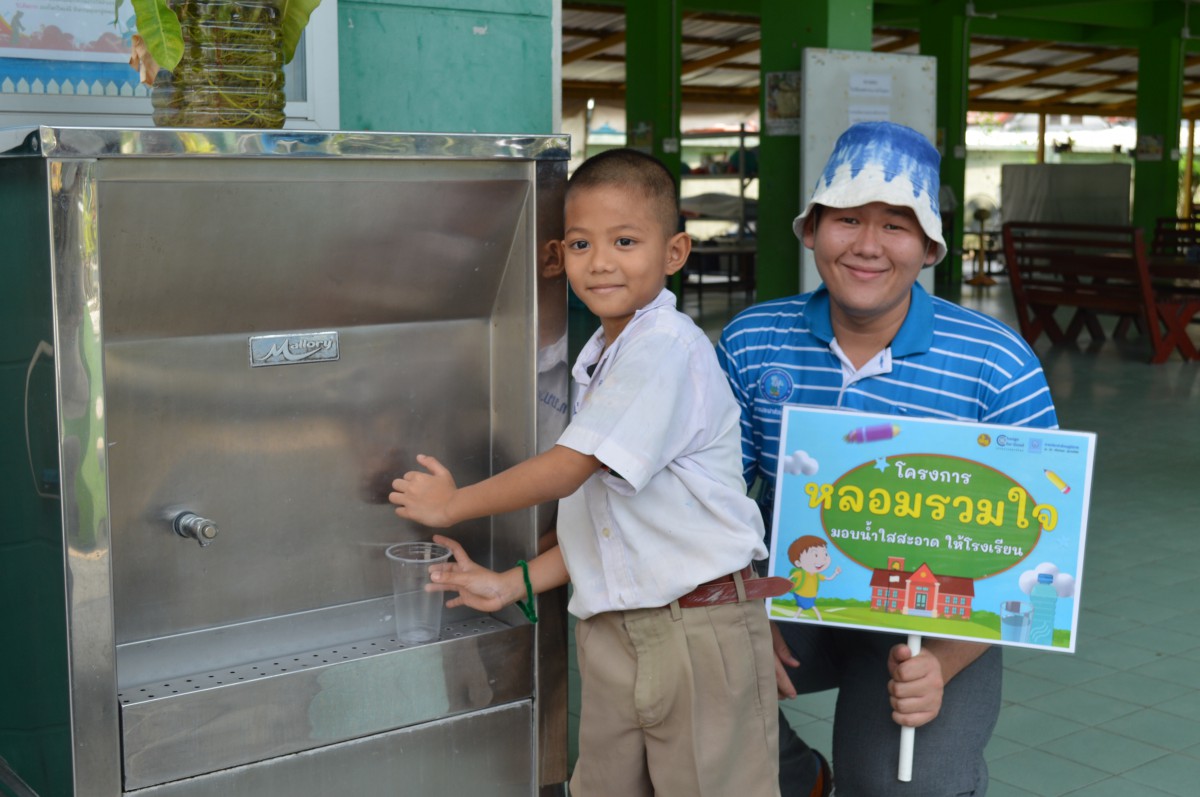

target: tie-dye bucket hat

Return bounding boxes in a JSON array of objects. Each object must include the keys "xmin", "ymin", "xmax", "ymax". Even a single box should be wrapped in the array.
[{"xmin": 793, "ymin": 121, "xmax": 947, "ymax": 266}]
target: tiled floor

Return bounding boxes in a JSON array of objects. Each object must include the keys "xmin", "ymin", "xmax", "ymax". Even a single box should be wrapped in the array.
[{"xmin": 565, "ymin": 277, "xmax": 1200, "ymax": 796}]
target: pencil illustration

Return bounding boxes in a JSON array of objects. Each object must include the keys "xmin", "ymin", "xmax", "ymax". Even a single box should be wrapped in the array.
[
  {"xmin": 1044, "ymin": 469, "xmax": 1070, "ymax": 494},
  {"xmin": 844, "ymin": 424, "xmax": 900, "ymax": 443}
]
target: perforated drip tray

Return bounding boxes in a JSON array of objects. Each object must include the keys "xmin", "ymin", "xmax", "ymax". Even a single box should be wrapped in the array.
[{"xmin": 117, "ymin": 615, "xmax": 508, "ymax": 707}]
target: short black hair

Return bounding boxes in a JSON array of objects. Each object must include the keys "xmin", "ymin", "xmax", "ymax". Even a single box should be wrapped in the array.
[{"xmin": 566, "ymin": 148, "xmax": 680, "ymax": 237}]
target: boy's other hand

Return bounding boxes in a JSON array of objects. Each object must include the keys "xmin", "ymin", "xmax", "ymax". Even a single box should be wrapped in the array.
[
  {"xmin": 427, "ymin": 534, "xmax": 519, "ymax": 613},
  {"xmin": 771, "ymin": 621, "xmax": 801, "ymax": 699},
  {"xmin": 389, "ymin": 454, "xmax": 457, "ymax": 527}
]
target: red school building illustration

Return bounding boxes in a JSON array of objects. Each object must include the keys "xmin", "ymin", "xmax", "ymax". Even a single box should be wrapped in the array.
[{"xmin": 869, "ymin": 557, "xmax": 975, "ymax": 619}]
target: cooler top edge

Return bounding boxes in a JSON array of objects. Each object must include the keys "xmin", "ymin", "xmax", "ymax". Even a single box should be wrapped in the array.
[{"xmin": 0, "ymin": 126, "xmax": 572, "ymax": 162}]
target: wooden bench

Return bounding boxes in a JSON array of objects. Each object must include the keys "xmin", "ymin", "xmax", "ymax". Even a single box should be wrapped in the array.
[
  {"xmin": 1001, "ymin": 222, "xmax": 1200, "ymax": 363},
  {"xmin": 1151, "ymin": 215, "xmax": 1200, "ymax": 257}
]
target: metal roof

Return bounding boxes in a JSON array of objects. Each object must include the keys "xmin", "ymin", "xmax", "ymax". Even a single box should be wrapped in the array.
[{"xmin": 562, "ymin": 2, "xmax": 1200, "ymax": 119}]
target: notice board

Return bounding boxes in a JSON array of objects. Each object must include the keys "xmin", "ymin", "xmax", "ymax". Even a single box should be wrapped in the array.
[{"xmin": 800, "ymin": 49, "xmax": 938, "ymax": 294}]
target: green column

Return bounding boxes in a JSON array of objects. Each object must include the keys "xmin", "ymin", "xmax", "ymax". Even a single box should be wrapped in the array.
[
  {"xmin": 623, "ymin": 1, "xmax": 684, "ymax": 300},
  {"xmin": 1133, "ymin": 23, "xmax": 1185, "ymax": 231},
  {"xmin": 624, "ymin": 1, "xmax": 683, "ymax": 177},
  {"xmin": 920, "ymin": 2, "xmax": 969, "ymax": 294},
  {"xmin": 758, "ymin": 0, "xmax": 872, "ymax": 301}
]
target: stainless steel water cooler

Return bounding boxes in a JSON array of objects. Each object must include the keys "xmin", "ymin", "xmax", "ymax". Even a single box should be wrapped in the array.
[{"xmin": 0, "ymin": 126, "xmax": 569, "ymax": 796}]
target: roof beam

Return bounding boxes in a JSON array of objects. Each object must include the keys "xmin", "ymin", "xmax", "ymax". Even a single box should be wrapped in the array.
[
  {"xmin": 971, "ymin": 0, "xmax": 1156, "ymax": 30},
  {"xmin": 969, "ymin": 98, "xmax": 1129, "ymax": 117},
  {"xmin": 1026, "ymin": 74, "xmax": 1136, "ymax": 105},
  {"xmin": 875, "ymin": 31, "xmax": 922, "ymax": 53},
  {"xmin": 971, "ymin": 40, "xmax": 1047, "ymax": 66},
  {"xmin": 563, "ymin": 30, "xmax": 627, "ymax": 65},
  {"xmin": 969, "ymin": 17, "xmax": 1110, "ymax": 45},
  {"xmin": 562, "ymin": 80, "xmax": 759, "ymax": 107},
  {"xmin": 1026, "ymin": 54, "xmax": 1200, "ymax": 106},
  {"xmin": 680, "ymin": 39, "xmax": 761, "ymax": 75},
  {"xmin": 969, "ymin": 47, "xmax": 1135, "ymax": 98}
]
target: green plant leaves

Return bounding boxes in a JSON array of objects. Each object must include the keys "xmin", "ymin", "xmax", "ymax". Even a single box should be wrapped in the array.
[
  {"xmin": 130, "ymin": 0, "xmax": 184, "ymax": 72},
  {"xmin": 278, "ymin": 0, "xmax": 322, "ymax": 65}
]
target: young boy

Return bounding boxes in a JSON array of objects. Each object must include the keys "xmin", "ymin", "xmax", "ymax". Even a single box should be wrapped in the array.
[{"xmin": 390, "ymin": 148, "xmax": 787, "ymax": 797}]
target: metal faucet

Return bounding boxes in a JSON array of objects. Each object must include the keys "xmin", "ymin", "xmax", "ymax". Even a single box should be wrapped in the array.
[{"xmin": 173, "ymin": 512, "xmax": 219, "ymax": 547}]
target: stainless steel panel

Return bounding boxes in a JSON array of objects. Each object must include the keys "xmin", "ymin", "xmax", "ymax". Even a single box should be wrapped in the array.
[
  {"xmin": 531, "ymin": 158, "xmax": 570, "ymax": 789},
  {"xmin": 130, "ymin": 703, "xmax": 535, "ymax": 797},
  {"xmin": 119, "ymin": 617, "xmax": 531, "ymax": 789},
  {"xmin": 96, "ymin": 158, "xmax": 536, "ymax": 642},
  {"xmin": 50, "ymin": 157, "xmax": 123, "ymax": 796},
  {"xmin": 97, "ymin": 159, "xmax": 531, "ymax": 338},
  {"xmin": 104, "ymin": 321, "xmax": 493, "ymax": 641}
]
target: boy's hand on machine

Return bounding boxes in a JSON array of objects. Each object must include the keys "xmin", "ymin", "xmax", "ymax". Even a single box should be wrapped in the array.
[
  {"xmin": 426, "ymin": 534, "xmax": 519, "ymax": 613},
  {"xmin": 389, "ymin": 454, "xmax": 457, "ymax": 527}
]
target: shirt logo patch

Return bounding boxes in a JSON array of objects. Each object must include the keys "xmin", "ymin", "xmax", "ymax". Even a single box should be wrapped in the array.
[{"xmin": 758, "ymin": 368, "xmax": 794, "ymax": 403}]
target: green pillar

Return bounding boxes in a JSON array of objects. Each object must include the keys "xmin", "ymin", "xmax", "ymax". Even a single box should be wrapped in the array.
[
  {"xmin": 624, "ymin": 2, "xmax": 683, "ymax": 178},
  {"xmin": 623, "ymin": 1, "xmax": 685, "ymax": 298},
  {"xmin": 1133, "ymin": 23, "xmax": 1185, "ymax": 231},
  {"xmin": 758, "ymin": 0, "xmax": 872, "ymax": 301},
  {"xmin": 920, "ymin": 1, "xmax": 969, "ymax": 294}
]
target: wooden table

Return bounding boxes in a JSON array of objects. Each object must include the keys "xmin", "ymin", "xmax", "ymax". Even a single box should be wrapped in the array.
[{"xmin": 683, "ymin": 244, "xmax": 756, "ymax": 310}]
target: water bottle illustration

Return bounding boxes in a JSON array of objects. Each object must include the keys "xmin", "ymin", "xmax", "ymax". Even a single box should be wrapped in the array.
[{"xmin": 1027, "ymin": 573, "xmax": 1058, "ymax": 646}]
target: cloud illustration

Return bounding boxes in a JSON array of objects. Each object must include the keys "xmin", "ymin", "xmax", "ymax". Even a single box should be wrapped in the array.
[
  {"xmin": 1018, "ymin": 561, "xmax": 1076, "ymax": 598},
  {"xmin": 783, "ymin": 450, "xmax": 819, "ymax": 476}
]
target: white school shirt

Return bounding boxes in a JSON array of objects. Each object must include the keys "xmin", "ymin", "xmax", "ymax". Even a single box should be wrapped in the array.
[{"xmin": 556, "ymin": 288, "xmax": 768, "ymax": 620}]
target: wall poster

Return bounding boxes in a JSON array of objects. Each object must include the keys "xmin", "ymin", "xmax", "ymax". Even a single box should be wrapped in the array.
[{"xmin": 1, "ymin": 0, "xmax": 142, "ymax": 98}]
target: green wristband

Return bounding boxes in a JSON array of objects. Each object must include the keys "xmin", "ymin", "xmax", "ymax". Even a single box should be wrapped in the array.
[{"xmin": 515, "ymin": 559, "xmax": 538, "ymax": 625}]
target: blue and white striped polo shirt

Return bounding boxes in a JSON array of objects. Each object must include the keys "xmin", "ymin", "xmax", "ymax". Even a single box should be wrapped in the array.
[{"xmin": 716, "ymin": 284, "xmax": 1059, "ymax": 504}]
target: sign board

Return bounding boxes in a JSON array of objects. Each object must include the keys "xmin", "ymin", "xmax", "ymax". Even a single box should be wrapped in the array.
[{"xmin": 768, "ymin": 407, "xmax": 1095, "ymax": 652}]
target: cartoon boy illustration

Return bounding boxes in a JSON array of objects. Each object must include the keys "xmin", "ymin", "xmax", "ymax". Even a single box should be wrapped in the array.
[{"xmin": 786, "ymin": 535, "xmax": 841, "ymax": 620}]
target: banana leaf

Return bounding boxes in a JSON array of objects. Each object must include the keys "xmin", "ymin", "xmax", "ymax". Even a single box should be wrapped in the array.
[
  {"xmin": 279, "ymin": 0, "xmax": 322, "ymax": 65},
  {"xmin": 129, "ymin": 0, "xmax": 184, "ymax": 72}
]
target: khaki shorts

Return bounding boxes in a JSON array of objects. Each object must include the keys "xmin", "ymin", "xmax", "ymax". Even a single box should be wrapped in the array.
[{"xmin": 569, "ymin": 598, "xmax": 780, "ymax": 797}]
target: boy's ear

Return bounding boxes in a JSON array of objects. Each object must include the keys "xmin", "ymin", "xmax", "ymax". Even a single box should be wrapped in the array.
[
  {"xmin": 665, "ymin": 231, "xmax": 691, "ymax": 276},
  {"xmin": 541, "ymin": 240, "xmax": 565, "ymax": 278}
]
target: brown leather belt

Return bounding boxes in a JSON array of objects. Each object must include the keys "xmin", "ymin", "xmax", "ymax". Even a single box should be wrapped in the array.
[{"xmin": 675, "ymin": 566, "xmax": 794, "ymax": 609}]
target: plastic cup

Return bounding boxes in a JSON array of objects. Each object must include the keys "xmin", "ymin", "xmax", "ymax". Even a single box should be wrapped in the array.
[
  {"xmin": 1000, "ymin": 600, "xmax": 1032, "ymax": 643},
  {"xmin": 386, "ymin": 541, "xmax": 452, "ymax": 644}
]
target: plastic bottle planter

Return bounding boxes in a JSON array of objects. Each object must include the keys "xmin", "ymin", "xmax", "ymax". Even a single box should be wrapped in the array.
[{"xmin": 152, "ymin": 0, "xmax": 286, "ymax": 129}]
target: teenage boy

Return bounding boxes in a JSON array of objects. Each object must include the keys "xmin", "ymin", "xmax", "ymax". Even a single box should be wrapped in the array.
[
  {"xmin": 391, "ymin": 148, "xmax": 787, "ymax": 797},
  {"xmin": 718, "ymin": 122, "xmax": 1059, "ymax": 797}
]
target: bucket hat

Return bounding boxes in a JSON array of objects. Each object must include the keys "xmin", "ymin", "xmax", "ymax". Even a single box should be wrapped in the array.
[{"xmin": 793, "ymin": 121, "xmax": 947, "ymax": 266}]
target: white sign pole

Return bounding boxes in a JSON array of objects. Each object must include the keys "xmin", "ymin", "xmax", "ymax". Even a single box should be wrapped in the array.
[{"xmin": 897, "ymin": 633, "xmax": 922, "ymax": 782}]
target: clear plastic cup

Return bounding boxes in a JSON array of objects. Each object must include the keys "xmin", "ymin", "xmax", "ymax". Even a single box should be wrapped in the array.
[
  {"xmin": 1000, "ymin": 600, "xmax": 1032, "ymax": 643},
  {"xmin": 386, "ymin": 541, "xmax": 452, "ymax": 644}
]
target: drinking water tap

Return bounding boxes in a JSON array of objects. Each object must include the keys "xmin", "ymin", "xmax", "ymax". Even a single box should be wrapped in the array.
[{"xmin": 173, "ymin": 512, "xmax": 219, "ymax": 547}]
